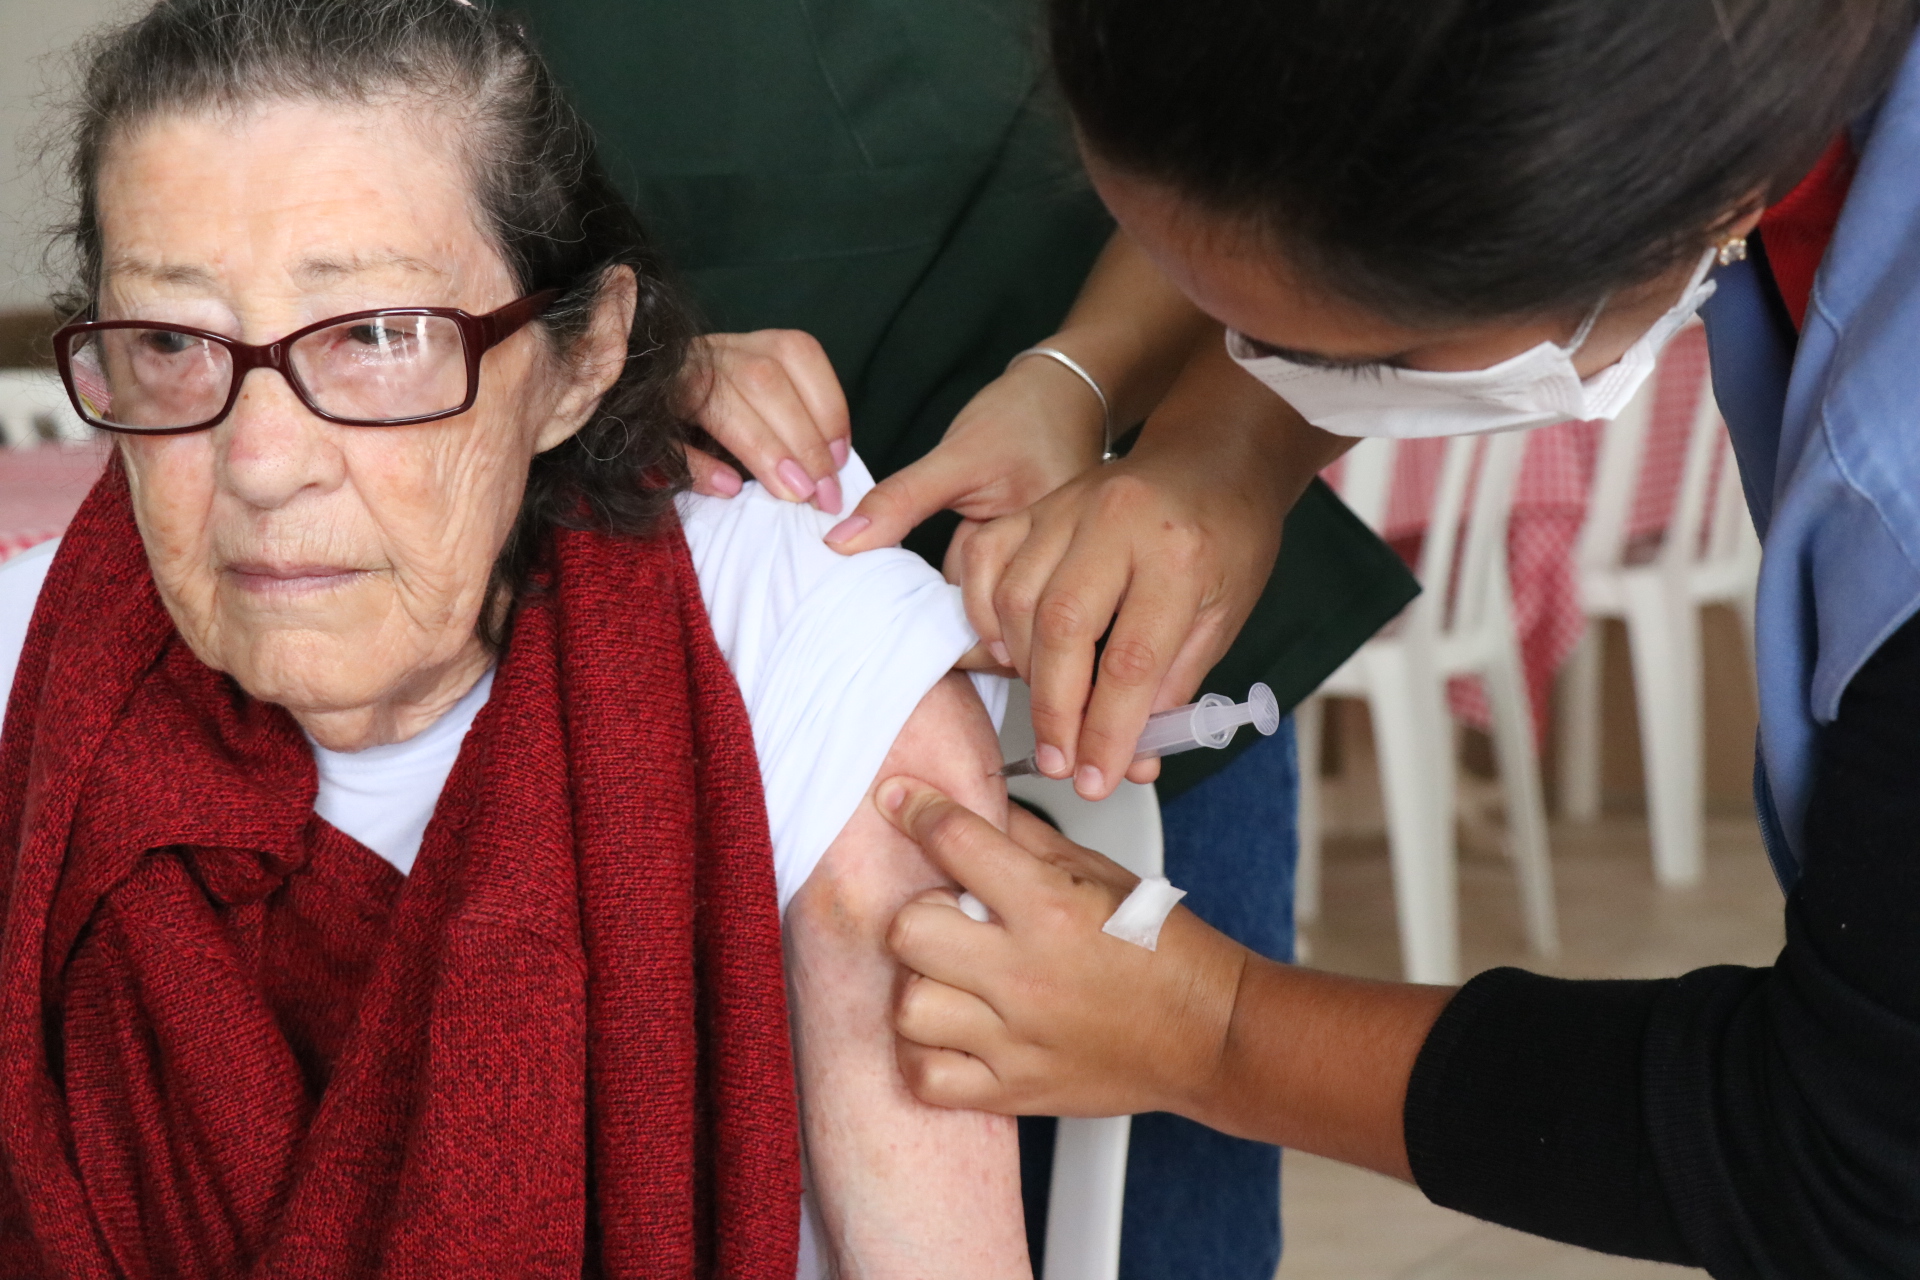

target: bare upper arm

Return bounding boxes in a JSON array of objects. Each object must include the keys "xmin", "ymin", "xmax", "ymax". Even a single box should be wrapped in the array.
[{"xmin": 787, "ymin": 671, "xmax": 1007, "ymax": 944}]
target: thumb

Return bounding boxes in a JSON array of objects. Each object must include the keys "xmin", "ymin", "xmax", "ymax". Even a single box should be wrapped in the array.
[
  {"xmin": 876, "ymin": 776, "xmax": 1057, "ymax": 920},
  {"xmin": 827, "ymin": 449, "xmax": 976, "ymax": 554},
  {"xmin": 953, "ymin": 641, "xmax": 1016, "ymax": 674}
]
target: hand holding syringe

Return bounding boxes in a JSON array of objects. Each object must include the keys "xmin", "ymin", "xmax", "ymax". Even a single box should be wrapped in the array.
[{"xmin": 995, "ymin": 683, "xmax": 1282, "ymax": 779}]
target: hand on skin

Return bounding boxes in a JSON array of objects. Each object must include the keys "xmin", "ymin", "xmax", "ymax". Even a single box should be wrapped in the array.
[
  {"xmin": 879, "ymin": 777, "xmax": 1247, "ymax": 1120},
  {"xmin": 878, "ymin": 775, "xmax": 1454, "ymax": 1182},
  {"xmin": 951, "ymin": 336, "xmax": 1352, "ymax": 798},
  {"xmin": 685, "ymin": 329, "xmax": 852, "ymax": 513}
]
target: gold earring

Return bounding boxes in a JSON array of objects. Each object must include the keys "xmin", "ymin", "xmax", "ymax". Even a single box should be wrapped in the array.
[{"xmin": 1716, "ymin": 236, "xmax": 1750, "ymax": 267}]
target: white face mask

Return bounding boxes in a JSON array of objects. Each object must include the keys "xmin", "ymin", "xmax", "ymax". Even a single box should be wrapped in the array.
[{"xmin": 1227, "ymin": 250, "xmax": 1718, "ymax": 439}]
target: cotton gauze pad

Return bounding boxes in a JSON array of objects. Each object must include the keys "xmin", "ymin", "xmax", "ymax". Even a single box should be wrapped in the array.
[{"xmin": 1100, "ymin": 876, "xmax": 1187, "ymax": 951}]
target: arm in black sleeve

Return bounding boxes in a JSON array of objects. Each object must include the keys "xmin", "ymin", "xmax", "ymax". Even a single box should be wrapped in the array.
[{"xmin": 1404, "ymin": 610, "xmax": 1920, "ymax": 1279}]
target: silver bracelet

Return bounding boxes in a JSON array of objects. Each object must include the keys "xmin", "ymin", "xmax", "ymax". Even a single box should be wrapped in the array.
[{"xmin": 1007, "ymin": 345, "xmax": 1116, "ymax": 462}]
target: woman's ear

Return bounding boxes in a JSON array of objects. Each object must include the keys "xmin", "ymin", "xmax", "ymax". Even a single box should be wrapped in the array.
[
  {"xmin": 1712, "ymin": 191, "xmax": 1768, "ymax": 248},
  {"xmin": 534, "ymin": 264, "xmax": 639, "ymax": 453}
]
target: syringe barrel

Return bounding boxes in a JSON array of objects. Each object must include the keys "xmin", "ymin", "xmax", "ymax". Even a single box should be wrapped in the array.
[{"xmin": 1133, "ymin": 693, "xmax": 1238, "ymax": 759}]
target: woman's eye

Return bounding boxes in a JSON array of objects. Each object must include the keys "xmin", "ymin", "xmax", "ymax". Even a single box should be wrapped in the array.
[
  {"xmin": 141, "ymin": 330, "xmax": 197, "ymax": 355},
  {"xmin": 347, "ymin": 321, "xmax": 417, "ymax": 352}
]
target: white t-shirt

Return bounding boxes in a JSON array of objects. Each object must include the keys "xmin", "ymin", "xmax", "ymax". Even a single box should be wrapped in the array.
[{"xmin": 0, "ymin": 453, "xmax": 1001, "ymax": 1279}]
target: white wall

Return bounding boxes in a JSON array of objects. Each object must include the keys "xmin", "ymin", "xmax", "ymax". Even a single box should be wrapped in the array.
[{"xmin": 0, "ymin": 0, "xmax": 132, "ymax": 312}]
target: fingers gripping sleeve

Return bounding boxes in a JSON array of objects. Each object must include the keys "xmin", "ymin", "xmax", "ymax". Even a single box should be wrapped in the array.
[{"xmin": 678, "ymin": 452, "xmax": 1006, "ymax": 912}]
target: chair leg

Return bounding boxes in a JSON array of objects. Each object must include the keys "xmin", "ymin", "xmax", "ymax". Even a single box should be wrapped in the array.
[
  {"xmin": 1623, "ymin": 576, "xmax": 1705, "ymax": 886},
  {"xmin": 1556, "ymin": 622, "xmax": 1603, "ymax": 823},
  {"xmin": 1294, "ymin": 696, "xmax": 1325, "ymax": 928},
  {"xmin": 1366, "ymin": 653, "xmax": 1460, "ymax": 985},
  {"xmin": 1485, "ymin": 651, "xmax": 1560, "ymax": 956}
]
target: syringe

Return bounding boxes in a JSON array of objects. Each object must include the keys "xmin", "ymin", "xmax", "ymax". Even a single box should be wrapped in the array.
[{"xmin": 996, "ymin": 683, "xmax": 1282, "ymax": 779}]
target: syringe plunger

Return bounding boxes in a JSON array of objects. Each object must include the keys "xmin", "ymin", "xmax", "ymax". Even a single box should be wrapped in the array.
[
  {"xmin": 995, "ymin": 682, "xmax": 1281, "ymax": 778},
  {"xmin": 1131, "ymin": 682, "xmax": 1282, "ymax": 760}
]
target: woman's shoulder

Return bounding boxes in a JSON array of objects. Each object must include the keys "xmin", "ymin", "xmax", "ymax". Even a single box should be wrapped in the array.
[
  {"xmin": 675, "ymin": 452, "xmax": 959, "ymax": 681},
  {"xmin": 672, "ymin": 453, "xmax": 993, "ymax": 913},
  {"xmin": 0, "ymin": 539, "xmax": 59, "ymax": 704}
]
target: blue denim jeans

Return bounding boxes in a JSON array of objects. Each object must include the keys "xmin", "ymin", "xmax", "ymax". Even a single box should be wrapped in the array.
[{"xmin": 1020, "ymin": 721, "xmax": 1298, "ymax": 1279}]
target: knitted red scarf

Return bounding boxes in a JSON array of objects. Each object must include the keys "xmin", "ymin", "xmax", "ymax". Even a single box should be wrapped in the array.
[{"xmin": 0, "ymin": 459, "xmax": 800, "ymax": 1278}]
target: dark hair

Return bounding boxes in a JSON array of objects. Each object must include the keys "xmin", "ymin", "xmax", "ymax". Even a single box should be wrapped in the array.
[
  {"xmin": 1051, "ymin": 0, "xmax": 1920, "ymax": 326},
  {"xmin": 54, "ymin": 0, "xmax": 699, "ymax": 643}
]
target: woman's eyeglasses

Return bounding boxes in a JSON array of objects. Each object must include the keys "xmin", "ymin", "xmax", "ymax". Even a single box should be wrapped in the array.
[{"xmin": 52, "ymin": 290, "xmax": 560, "ymax": 435}]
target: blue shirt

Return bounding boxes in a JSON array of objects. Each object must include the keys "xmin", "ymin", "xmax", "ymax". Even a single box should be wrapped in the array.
[{"xmin": 1703, "ymin": 29, "xmax": 1920, "ymax": 886}]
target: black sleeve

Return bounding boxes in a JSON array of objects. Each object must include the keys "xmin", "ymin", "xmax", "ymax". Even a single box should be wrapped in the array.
[{"xmin": 1404, "ymin": 610, "xmax": 1920, "ymax": 1279}]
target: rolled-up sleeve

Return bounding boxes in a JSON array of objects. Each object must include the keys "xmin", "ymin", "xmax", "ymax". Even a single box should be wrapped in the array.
[{"xmin": 677, "ymin": 454, "xmax": 1005, "ymax": 912}]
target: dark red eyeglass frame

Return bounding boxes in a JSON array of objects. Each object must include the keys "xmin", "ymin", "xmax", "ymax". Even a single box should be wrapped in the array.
[{"xmin": 52, "ymin": 289, "xmax": 562, "ymax": 436}]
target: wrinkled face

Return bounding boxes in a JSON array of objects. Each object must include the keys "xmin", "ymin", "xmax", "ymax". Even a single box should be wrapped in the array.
[{"xmin": 95, "ymin": 99, "xmax": 604, "ymax": 750}]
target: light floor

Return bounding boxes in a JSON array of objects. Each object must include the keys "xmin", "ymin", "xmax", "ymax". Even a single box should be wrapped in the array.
[{"xmin": 1276, "ymin": 808, "xmax": 1784, "ymax": 1280}]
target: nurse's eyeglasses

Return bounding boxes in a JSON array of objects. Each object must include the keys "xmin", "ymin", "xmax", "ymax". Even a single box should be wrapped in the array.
[{"xmin": 52, "ymin": 290, "xmax": 560, "ymax": 435}]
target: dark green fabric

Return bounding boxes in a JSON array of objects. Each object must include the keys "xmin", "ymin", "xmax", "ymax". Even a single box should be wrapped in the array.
[{"xmin": 515, "ymin": 0, "xmax": 1418, "ymax": 795}]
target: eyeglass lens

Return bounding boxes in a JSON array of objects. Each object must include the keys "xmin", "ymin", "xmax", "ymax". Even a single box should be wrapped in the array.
[{"xmin": 64, "ymin": 315, "xmax": 471, "ymax": 431}]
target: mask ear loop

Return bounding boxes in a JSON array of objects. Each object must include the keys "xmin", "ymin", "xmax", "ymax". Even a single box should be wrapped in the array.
[
  {"xmin": 1568, "ymin": 247, "xmax": 1720, "ymax": 359},
  {"xmin": 1562, "ymin": 294, "xmax": 1610, "ymax": 355}
]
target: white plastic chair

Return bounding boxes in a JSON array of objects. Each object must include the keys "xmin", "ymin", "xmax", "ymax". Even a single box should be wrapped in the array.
[
  {"xmin": 1296, "ymin": 431, "xmax": 1558, "ymax": 985},
  {"xmin": 1556, "ymin": 328, "xmax": 1760, "ymax": 885},
  {"xmin": 0, "ymin": 370, "xmax": 90, "ymax": 449},
  {"xmin": 998, "ymin": 680, "xmax": 1162, "ymax": 1280}
]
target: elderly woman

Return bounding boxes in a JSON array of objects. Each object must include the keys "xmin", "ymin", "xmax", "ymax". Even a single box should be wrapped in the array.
[{"xmin": 0, "ymin": 1, "xmax": 1029, "ymax": 1276}]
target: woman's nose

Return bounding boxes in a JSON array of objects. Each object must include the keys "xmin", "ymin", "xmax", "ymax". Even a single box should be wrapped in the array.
[{"xmin": 216, "ymin": 367, "xmax": 347, "ymax": 509}]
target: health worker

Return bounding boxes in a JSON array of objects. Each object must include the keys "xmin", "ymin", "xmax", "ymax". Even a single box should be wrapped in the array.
[
  {"xmin": 874, "ymin": 1, "xmax": 1920, "ymax": 1275},
  {"xmin": 510, "ymin": 3, "xmax": 1418, "ymax": 1274}
]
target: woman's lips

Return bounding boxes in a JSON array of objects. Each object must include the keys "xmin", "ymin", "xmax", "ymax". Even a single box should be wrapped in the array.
[{"xmin": 225, "ymin": 562, "xmax": 370, "ymax": 595}]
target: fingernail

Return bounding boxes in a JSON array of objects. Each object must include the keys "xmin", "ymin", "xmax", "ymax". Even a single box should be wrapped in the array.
[
  {"xmin": 776, "ymin": 458, "xmax": 816, "ymax": 500},
  {"xmin": 710, "ymin": 466, "xmax": 743, "ymax": 496},
  {"xmin": 826, "ymin": 515, "xmax": 870, "ymax": 544},
  {"xmin": 1075, "ymin": 764, "xmax": 1105, "ymax": 797},
  {"xmin": 814, "ymin": 473, "xmax": 843, "ymax": 515},
  {"xmin": 1036, "ymin": 744, "xmax": 1067, "ymax": 777},
  {"xmin": 878, "ymin": 779, "xmax": 908, "ymax": 813},
  {"xmin": 988, "ymin": 639, "xmax": 1010, "ymax": 666},
  {"xmin": 830, "ymin": 438, "xmax": 849, "ymax": 469}
]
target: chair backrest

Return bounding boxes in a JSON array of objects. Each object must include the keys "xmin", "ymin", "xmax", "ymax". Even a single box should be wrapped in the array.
[
  {"xmin": 1405, "ymin": 431, "xmax": 1528, "ymax": 646},
  {"xmin": 1666, "ymin": 365, "xmax": 1759, "ymax": 576},
  {"xmin": 1452, "ymin": 431, "xmax": 1527, "ymax": 641},
  {"xmin": 0, "ymin": 370, "xmax": 90, "ymax": 449},
  {"xmin": 1332, "ymin": 432, "xmax": 1527, "ymax": 647},
  {"xmin": 1575, "ymin": 320, "xmax": 1751, "ymax": 578},
  {"xmin": 997, "ymin": 681, "xmax": 1162, "ymax": 1280},
  {"xmin": 1703, "ymin": 437, "xmax": 1759, "ymax": 569},
  {"xmin": 1574, "ymin": 378, "xmax": 1654, "ymax": 577}
]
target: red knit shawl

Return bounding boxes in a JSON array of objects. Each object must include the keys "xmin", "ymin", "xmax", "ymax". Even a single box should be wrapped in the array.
[{"xmin": 0, "ymin": 459, "xmax": 801, "ymax": 1278}]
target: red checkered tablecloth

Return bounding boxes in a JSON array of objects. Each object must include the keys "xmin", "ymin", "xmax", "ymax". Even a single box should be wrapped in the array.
[
  {"xmin": 0, "ymin": 441, "xmax": 111, "ymax": 565},
  {"xmin": 1326, "ymin": 325, "xmax": 1730, "ymax": 739}
]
